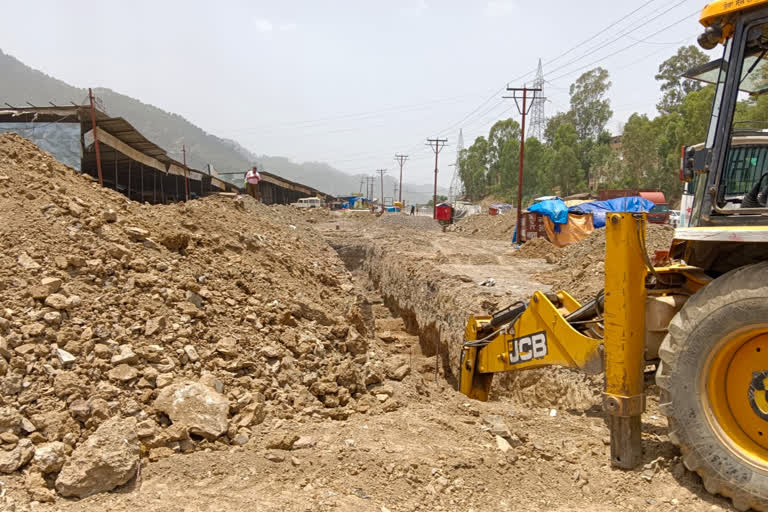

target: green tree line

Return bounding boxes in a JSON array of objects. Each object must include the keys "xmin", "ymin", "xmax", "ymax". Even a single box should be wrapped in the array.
[{"xmin": 457, "ymin": 45, "xmax": 754, "ymax": 206}]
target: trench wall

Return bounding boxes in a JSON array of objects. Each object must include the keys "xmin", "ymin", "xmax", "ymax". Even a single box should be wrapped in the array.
[{"xmin": 330, "ymin": 236, "xmax": 603, "ymax": 409}]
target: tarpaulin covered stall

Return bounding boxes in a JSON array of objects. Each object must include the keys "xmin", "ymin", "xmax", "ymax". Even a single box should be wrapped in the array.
[
  {"xmin": 543, "ymin": 213, "xmax": 595, "ymax": 248},
  {"xmin": 567, "ymin": 196, "xmax": 656, "ymax": 228}
]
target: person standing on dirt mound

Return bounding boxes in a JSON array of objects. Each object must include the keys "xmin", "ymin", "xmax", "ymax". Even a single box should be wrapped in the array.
[{"xmin": 245, "ymin": 166, "xmax": 261, "ymax": 201}]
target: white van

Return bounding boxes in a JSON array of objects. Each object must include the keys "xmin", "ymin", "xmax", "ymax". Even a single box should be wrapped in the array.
[{"xmin": 291, "ymin": 197, "xmax": 322, "ymax": 209}]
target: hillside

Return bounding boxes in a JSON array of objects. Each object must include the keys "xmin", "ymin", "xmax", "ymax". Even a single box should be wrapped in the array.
[{"xmin": 0, "ymin": 49, "xmax": 443, "ymax": 203}]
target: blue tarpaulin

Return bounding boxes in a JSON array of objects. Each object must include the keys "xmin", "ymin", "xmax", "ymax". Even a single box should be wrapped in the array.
[
  {"xmin": 338, "ymin": 195, "xmax": 362, "ymax": 208},
  {"xmin": 568, "ymin": 196, "xmax": 655, "ymax": 228},
  {"xmin": 528, "ymin": 199, "xmax": 569, "ymax": 226}
]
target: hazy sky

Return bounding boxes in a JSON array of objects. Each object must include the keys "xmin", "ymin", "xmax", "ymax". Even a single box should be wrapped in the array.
[{"xmin": 0, "ymin": 0, "xmax": 711, "ymax": 185}]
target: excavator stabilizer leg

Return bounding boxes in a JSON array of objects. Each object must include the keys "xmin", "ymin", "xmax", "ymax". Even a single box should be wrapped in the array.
[{"xmin": 603, "ymin": 213, "xmax": 648, "ymax": 469}]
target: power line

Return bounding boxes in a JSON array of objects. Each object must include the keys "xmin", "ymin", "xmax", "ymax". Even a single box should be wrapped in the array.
[
  {"xmin": 547, "ymin": 8, "xmax": 699, "ymax": 83},
  {"xmin": 428, "ymin": 0, "xmax": 671, "ymax": 140},
  {"xmin": 545, "ymin": 0, "xmax": 659, "ymax": 68},
  {"xmin": 217, "ymin": 92, "xmax": 479, "ymax": 134},
  {"xmin": 542, "ymin": 0, "xmax": 693, "ymax": 81}
]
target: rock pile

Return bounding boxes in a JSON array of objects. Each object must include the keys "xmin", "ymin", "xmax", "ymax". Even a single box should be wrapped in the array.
[
  {"xmin": 0, "ymin": 133, "xmax": 377, "ymax": 497},
  {"xmin": 512, "ymin": 237, "xmax": 560, "ymax": 261}
]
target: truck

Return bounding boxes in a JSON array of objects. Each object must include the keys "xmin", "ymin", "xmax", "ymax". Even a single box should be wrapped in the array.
[{"xmin": 597, "ymin": 189, "xmax": 669, "ymax": 224}]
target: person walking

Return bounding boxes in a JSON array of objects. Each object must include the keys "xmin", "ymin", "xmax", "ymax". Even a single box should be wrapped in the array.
[
  {"xmin": 245, "ymin": 166, "xmax": 262, "ymax": 200},
  {"xmin": 410, "ymin": 205, "xmax": 415, "ymax": 216}
]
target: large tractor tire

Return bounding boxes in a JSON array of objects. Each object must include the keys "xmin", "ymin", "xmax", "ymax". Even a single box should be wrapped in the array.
[{"xmin": 657, "ymin": 262, "xmax": 768, "ymax": 511}]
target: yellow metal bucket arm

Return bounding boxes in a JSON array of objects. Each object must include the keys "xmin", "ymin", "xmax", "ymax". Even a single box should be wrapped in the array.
[{"xmin": 459, "ymin": 290, "xmax": 604, "ymax": 402}]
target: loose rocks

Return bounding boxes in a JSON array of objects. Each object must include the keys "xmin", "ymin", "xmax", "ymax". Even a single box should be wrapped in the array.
[
  {"xmin": 153, "ymin": 382, "xmax": 230, "ymax": 439},
  {"xmin": 0, "ymin": 438, "xmax": 34, "ymax": 473},
  {"xmin": 55, "ymin": 417, "xmax": 139, "ymax": 498},
  {"xmin": 33, "ymin": 441, "xmax": 68, "ymax": 473}
]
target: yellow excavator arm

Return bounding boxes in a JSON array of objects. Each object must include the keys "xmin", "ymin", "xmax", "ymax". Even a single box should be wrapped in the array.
[
  {"xmin": 459, "ymin": 290, "xmax": 604, "ymax": 401},
  {"xmin": 460, "ymin": 213, "xmax": 653, "ymax": 468}
]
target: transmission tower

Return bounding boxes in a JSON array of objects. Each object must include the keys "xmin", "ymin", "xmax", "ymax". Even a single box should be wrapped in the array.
[
  {"xmin": 529, "ymin": 59, "xmax": 546, "ymax": 141},
  {"xmin": 448, "ymin": 129, "xmax": 464, "ymax": 203}
]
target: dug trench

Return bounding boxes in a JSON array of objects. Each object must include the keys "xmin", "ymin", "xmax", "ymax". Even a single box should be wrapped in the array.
[
  {"xmin": 325, "ymin": 220, "xmax": 603, "ymax": 411},
  {"xmin": 321, "ymin": 214, "xmax": 737, "ymax": 512}
]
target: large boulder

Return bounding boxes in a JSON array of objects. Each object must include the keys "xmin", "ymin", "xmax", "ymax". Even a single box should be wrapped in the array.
[
  {"xmin": 55, "ymin": 416, "xmax": 138, "ymax": 498},
  {"xmin": 153, "ymin": 382, "xmax": 229, "ymax": 440}
]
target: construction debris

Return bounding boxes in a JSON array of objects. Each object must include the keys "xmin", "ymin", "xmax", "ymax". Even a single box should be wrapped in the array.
[{"xmin": 0, "ymin": 133, "xmax": 378, "ymax": 498}]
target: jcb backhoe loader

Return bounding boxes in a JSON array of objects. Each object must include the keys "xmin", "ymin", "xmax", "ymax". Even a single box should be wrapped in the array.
[{"xmin": 460, "ymin": 2, "xmax": 768, "ymax": 509}]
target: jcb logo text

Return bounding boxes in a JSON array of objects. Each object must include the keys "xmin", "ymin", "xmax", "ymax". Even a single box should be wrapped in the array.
[{"xmin": 508, "ymin": 332, "xmax": 548, "ymax": 365}]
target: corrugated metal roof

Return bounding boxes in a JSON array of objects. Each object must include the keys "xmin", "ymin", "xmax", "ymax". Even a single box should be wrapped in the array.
[{"xmin": 0, "ymin": 105, "xmax": 203, "ymax": 177}]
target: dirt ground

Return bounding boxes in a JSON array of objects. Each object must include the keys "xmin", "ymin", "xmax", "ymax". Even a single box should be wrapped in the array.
[
  {"xmin": 0, "ymin": 135, "xmax": 735, "ymax": 511},
  {"xmin": 12, "ymin": 274, "xmax": 733, "ymax": 512}
]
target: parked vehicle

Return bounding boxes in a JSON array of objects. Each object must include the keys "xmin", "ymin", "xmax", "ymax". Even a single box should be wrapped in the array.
[
  {"xmin": 668, "ymin": 209, "xmax": 681, "ymax": 227},
  {"xmin": 290, "ymin": 197, "xmax": 322, "ymax": 209}
]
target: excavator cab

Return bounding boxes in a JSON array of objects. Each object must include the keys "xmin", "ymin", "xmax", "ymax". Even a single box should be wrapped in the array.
[
  {"xmin": 459, "ymin": 2, "xmax": 768, "ymax": 509},
  {"xmin": 686, "ymin": 2, "xmax": 768, "ymax": 226}
]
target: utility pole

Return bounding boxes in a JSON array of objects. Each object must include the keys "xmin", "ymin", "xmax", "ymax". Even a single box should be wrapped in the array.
[
  {"xmin": 376, "ymin": 169, "xmax": 387, "ymax": 211},
  {"xmin": 426, "ymin": 138, "xmax": 448, "ymax": 219},
  {"xmin": 87, "ymin": 88, "xmax": 103, "ymax": 186},
  {"xmin": 503, "ymin": 86, "xmax": 544, "ymax": 243},
  {"xmin": 394, "ymin": 154, "xmax": 408, "ymax": 206},
  {"xmin": 366, "ymin": 176, "xmax": 376, "ymax": 203},
  {"xmin": 182, "ymin": 144, "xmax": 190, "ymax": 201}
]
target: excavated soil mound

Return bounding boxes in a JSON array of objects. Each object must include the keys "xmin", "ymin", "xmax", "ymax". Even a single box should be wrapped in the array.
[
  {"xmin": 512, "ymin": 237, "xmax": 561, "ymax": 260},
  {"xmin": 537, "ymin": 223, "xmax": 675, "ymax": 302},
  {"xmin": 447, "ymin": 212, "xmax": 516, "ymax": 240},
  {"xmin": 0, "ymin": 133, "xmax": 384, "ymax": 498}
]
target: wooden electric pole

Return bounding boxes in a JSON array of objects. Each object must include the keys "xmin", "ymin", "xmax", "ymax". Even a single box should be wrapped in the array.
[
  {"xmin": 88, "ymin": 88, "xmax": 103, "ymax": 186},
  {"xmin": 182, "ymin": 144, "xmax": 190, "ymax": 201},
  {"xmin": 503, "ymin": 86, "xmax": 543, "ymax": 242},
  {"xmin": 394, "ymin": 154, "xmax": 408, "ymax": 206},
  {"xmin": 426, "ymin": 138, "xmax": 447, "ymax": 219},
  {"xmin": 376, "ymin": 169, "xmax": 387, "ymax": 211}
]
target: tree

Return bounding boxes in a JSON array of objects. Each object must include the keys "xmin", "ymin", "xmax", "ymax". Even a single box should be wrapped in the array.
[
  {"xmin": 621, "ymin": 113, "xmax": 661, "ymax": 188},
  {"xmin": 551, "ymin": 123, "xmax": 585, "ymax": 196},
  {"xmin": 585, "ymin": 131, "xmax": 615, "ymax": 189},
  {"xmin": 569, "ymin": 67, "xmax": 613, "ymax": 141},
  {"xmin": 426, "ymin": 195, "xmax": 448, "ymax": 206},
  {"xmin": 486, "ymin": 119, "xmax": 521, "ymax": 188},
  {"xmin": 544, "ymin": 111, "xmax": 574, "ymax": 145},
  {"xmin": 458, "ymin": 136, "xmax": 489, "ymax": 200},
  {"xmin": 655, "ymin": 45, "xmax": 709, "ymax": 114},
  {"xmin": 522, "ymin": 137, "xmax": 554, "ymax": 199}
]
